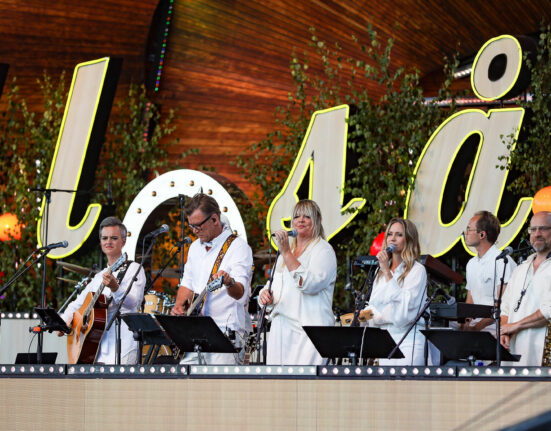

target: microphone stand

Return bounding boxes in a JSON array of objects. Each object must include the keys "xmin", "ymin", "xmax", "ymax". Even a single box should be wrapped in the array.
[
  {"xmin": 494, "ymin": 257, "xmax": 509, "ymax": 367},
  {"xmin": 103, "ymin": 239, "xmax": 156, "ymax": 365},
  {"xmin": 350, "ymin": 265, "xmax": 378, "ymax": 327},
  {"xmin": 145, "ymin": 241, "xmax": 188, "ymax": 293},
  {"xmin": 31, "ymin": 186, "xmax": 80, "ymax": 363},
  {"xmin": 0, "ymin": 247, "xmax": 49, "ymax": 298},
  {"xmin": 178, "ymin": 194, "xmax": 186, "ymax": 279},
  {"xmin": 255, "ymin": 248, "xmax": 279, "ymax": 364},
  {"xmin": 57, "ymin": 270, "xmax": 95, "ymax": 314}
]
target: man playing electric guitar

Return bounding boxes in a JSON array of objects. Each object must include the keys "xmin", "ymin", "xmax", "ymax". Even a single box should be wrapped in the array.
[
  {"xmin": 171, "ymin": 193, "xmax": 253, "ymax": 365},
  {"xmin": 58, "ymin": 217, "xmax": 146, "ymax": 364}
]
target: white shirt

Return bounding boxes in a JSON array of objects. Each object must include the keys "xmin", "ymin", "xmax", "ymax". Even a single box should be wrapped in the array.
[
  {"xmin": 501, "ymin": 254, "xmax": 551, "ymax": 366},
  {"xmin": 181, "ymin": 225, "xmax": 253, "ymax": 335},
  {"xmin": 61, "ymin": 261, "xmax": 146, "ymax": 363},
  {"xmin": 466, "ymin": 244, "xmax": 516, "ymax": 306},
  {"xmin": 367, "ymin": 261, "xmax": 427, "ymax": 365}
]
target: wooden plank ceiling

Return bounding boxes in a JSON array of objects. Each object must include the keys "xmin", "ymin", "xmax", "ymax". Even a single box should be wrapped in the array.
[{"xmin": 1, "ymin": 0, "xmax": 550, "ymax": 202}]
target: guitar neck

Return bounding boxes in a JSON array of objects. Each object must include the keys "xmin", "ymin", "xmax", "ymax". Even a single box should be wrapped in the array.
[
  {"xmin": 186, "ymin": 288, "xmax": 207, "ymax": 317},
  {"xmin": 83, "ymin": 268, "xmax": 113, "ymax": 319}
]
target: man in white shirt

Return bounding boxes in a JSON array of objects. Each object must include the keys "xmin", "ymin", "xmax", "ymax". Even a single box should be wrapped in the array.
[
  {"xmin": 171, "ymin": 193, "xmax": 253, "ymax": 364},
  {"xmin": 59, "ymin": 217, "xmax": 146, "ymax": 364},
  {"xmin": 501, "ymin": 211, "xmax": 551, "ymax": 366},
  {"xmin": 461, "ymin": 211, "xmax": 516, "ymax": 333}
]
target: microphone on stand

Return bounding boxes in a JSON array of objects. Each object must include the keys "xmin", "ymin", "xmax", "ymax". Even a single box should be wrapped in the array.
[
  {"xmin": 144, "ymin": 224, "xmax": 170, "ymax": 238},
  {"xmin": 41, "ymin": 240, "xmax": 69, "ymax": 251},
  {"xmin": 435, "ymin": 287, "xmax": 456, "ymax": 305},
  {"xmin": 271, "ymin": 229, "xmax": 298, "ymax": 238},
  {"xmin": 175, "ymin": 237, "xmax": 192, "ymax": 247},
  {"xmin": 495, "ymin": 246, "xmax": 514, "ymax": 260}
]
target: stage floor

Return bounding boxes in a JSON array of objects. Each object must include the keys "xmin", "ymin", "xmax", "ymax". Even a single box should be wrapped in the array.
[{"xmin": 1, "ymin": 365, "xmax": 550, "ymax": 430}]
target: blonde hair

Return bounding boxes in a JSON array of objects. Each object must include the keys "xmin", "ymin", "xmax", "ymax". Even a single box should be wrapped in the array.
[
  {"xmin": 280, "ymin": 200, "xmax": 324, "ymax": 269},
  {"xmin": 377, "ymin": 217, "xmax": 421, "ymax": 284}
]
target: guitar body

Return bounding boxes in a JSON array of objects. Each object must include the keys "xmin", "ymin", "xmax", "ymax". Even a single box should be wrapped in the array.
[{"xmin": 67, "ymin": 292, "xmax": 110, "ymax": 364}]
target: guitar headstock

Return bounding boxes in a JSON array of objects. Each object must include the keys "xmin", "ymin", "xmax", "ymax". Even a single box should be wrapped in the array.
[
  {"xmin": 110, "ymin": 252, "xmax": 128, "ymax": 273},
  {"xmin": 206, "ymin": 276, "xmax": 224, "ymax": 293}
]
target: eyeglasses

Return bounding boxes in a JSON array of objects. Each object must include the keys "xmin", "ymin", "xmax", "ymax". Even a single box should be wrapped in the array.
[
  {"xmin": 189, "ymin": 213, "xmax": 213, "ymax": 231},
  {"xmin": 101, "ymin": 236, "xmax": 120, "ymax": 241},
  {"xmin": 527, "ymin": 226, "xmax": 551, "ymax": 235},
  {"xmin": 464, "ymin": 227, "xmax": 479, "ymax": 234}
]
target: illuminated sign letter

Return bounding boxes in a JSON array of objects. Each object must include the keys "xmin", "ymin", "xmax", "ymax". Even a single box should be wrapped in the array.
[
  {"xmin": 406, "ymin": 35, "xmax": 534, "ymax": 256},
  {"xmin": 267, "ymin": 105, "xmax": 366, "ymax": 243},
  {"xmin": 122, "ymin": 170, "xmax": 247, "ymax": 260},
  {"xmin": 37, "ymin": 58, "xmax": 121, "ymax": 258}
]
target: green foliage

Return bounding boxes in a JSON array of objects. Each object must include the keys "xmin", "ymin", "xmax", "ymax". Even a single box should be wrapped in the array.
[
  {"xmin": 499, "ymin": 25, "xmax": 551, "ymax": 195},
  {"xmin": 236, "ymin": 27, "xmax": 462, "ymax": 304},
  {"xmin": 0, "ymin": 74, "xmax": 184, "ymax": 311}
]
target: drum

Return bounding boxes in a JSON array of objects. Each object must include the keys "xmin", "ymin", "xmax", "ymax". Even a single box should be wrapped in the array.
[{"xmin": 143, "ymin": 291, "xmax": 166, "ymax": 314}]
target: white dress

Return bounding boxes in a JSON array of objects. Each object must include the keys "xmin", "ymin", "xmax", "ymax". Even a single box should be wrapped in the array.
[
  {"xmin": 501, "ymin": 254, "xmax": 551, "ymax": 366},
  {"xmin": 261, "ymin": 238, "xmax": 336, "ymax": 365},
  {"xmin": 367, "ymin": 261, "xmax": 427, "ymax": 366}
]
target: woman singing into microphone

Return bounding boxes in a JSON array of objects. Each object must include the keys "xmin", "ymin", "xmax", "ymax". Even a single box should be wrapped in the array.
[
  {"xmin": 259, "ymin": 200, "xmax": 337, "ymax": 365},
  {"xmin": 366, "ymin": 217, "xmax": 427, "ymax": 365}
]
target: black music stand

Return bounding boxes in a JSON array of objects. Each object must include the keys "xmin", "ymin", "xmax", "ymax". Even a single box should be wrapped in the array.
[
  {"xmin": 421, "ymin": 329, "xmax": 521, "ymax": 365},
  {"xmin": 121, "ymin": 313, "xmax": 173, "ymax": 364},
  {"xmin": 34, "ymin": 307, "xmax": 71, "ymax": 334},
  {"xmin": 15, "ymin": 352, "xmax": 57, "ymax": 364},
  {"xmin": 155, "ymin": 315, "xmax": 237, "ymax": 365},
  {"xmin": 303, "ymin": 326, "xmax": 404, "ymax": 365}
]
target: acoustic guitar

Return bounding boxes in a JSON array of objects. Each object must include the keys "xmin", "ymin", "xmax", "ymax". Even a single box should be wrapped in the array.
[{"xmin": 66, "ymin": 253, "xmax": 127, "ymax": 364}]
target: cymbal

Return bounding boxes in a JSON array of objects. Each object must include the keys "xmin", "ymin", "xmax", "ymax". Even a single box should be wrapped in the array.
[
  {"xmin": 57, "ymin": 277, "xmax": 78, "ymax": 285},
  {"xmin": 253, "ymin": 250, "xmax": 274, "ymax": 265},
  {"xmin": 56, "ymin": 261, "xmax": 96, "ymax": 276}
]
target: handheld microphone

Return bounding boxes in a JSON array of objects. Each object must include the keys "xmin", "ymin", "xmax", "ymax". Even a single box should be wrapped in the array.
[
  {"xmin": 176, "ymin": 237, "xmax": 192, "ymax": 247},
  {"xmin": 385, "ymin": 244, "xmax": 397, "ymax": 255},
  {"xmin": 495, "ymin": 246, "xmax": 514, "ymax": 260},
  {"xmin": 271, "ymin": 229, "xmax": 298, "ymax": 238},
  {"xmin": 43, "ymin": 240, "xmax": 68, "ymax": 250},
  {"xmin": 436, "ymin": 287, "xmax": 456, "ymax": 305},
  {"xmin": 144, "ymin": 224, "xmax": 170, "ymax": 238}
]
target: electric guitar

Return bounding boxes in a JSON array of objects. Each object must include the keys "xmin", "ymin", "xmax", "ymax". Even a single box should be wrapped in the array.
[
  {"xmin": 66, "ymin": 253, "xmax": 127, "ymax": 364},
  {"xmin": 185, "ymin": 276, "xmax": 225, "ymax": 316}
]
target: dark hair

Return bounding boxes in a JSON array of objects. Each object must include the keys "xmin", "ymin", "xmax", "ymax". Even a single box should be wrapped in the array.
[
  {"xmin": 184, "ymin": 193, "xmax": 221, "ymax": 218},
  {"xmin": 474, "ymin": 211, "xmax": 500, "ymax": 244},
  {"xmin": 99, "ymin": 216, "xmax": 127, "ymax": 239}
]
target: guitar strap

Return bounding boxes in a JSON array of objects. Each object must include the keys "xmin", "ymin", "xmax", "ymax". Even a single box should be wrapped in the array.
[
  {"xmin": 115, "ymin": 260, "xmax": 132, "ymax": 287},
  {"xmin": 198, "ymin": 234, "xmax": 237, "ymax": 312}
]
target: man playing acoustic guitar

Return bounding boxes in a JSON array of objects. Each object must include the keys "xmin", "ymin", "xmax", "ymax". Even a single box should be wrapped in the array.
[
  {"xmin": 171, "ymin": 193, "xmax": 253, "ymax": 365},
  {"xmin": 58, "ymin": 217, "xmax": 146, "ymax": 364}
]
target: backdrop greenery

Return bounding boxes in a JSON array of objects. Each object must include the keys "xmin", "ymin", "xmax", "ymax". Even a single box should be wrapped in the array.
[
  {"xmin": 235, "ymin": 26, "xmax": 506, "ymax": 308},
  {"xmin": 0, "ymin": 75, "xmax": 183, "ymax": 311}
]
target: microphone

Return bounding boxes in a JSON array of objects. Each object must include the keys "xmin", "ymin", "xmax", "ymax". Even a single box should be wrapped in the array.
[
  {"xmin": 144, "ymin": 224, "xmax": 169, "ymax": 238},
  {"xmin": 436, "ymin": 287, "xmax": 456, "ymax": 305},
  {"xmin": 271, "ymin": 229, "xmax": 298, "ymax": 238},
  {"xmin": 385, "ymin": 244, "xmax": 397, "ymax": 255},
  {"xmin": 175, "ymin": 237, "xmax": 192, "ymax": 247},
  {"xmin": 42, "ymin": 240, "xmax": 68, "ymax": 250},
  {"xmin": 495, "ymin": 246, "xmax": 514, "ymax": 260}
]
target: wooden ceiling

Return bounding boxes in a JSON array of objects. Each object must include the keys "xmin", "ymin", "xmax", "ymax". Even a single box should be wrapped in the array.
[{"xmin": 1, "ymin": 0, "xmax": 550, "ymax": 201}]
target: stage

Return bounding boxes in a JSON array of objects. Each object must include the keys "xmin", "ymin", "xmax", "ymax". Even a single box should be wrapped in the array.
[{"xmin": 1, "ymin": 364, "xmax": 551, "ymax": 430}]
